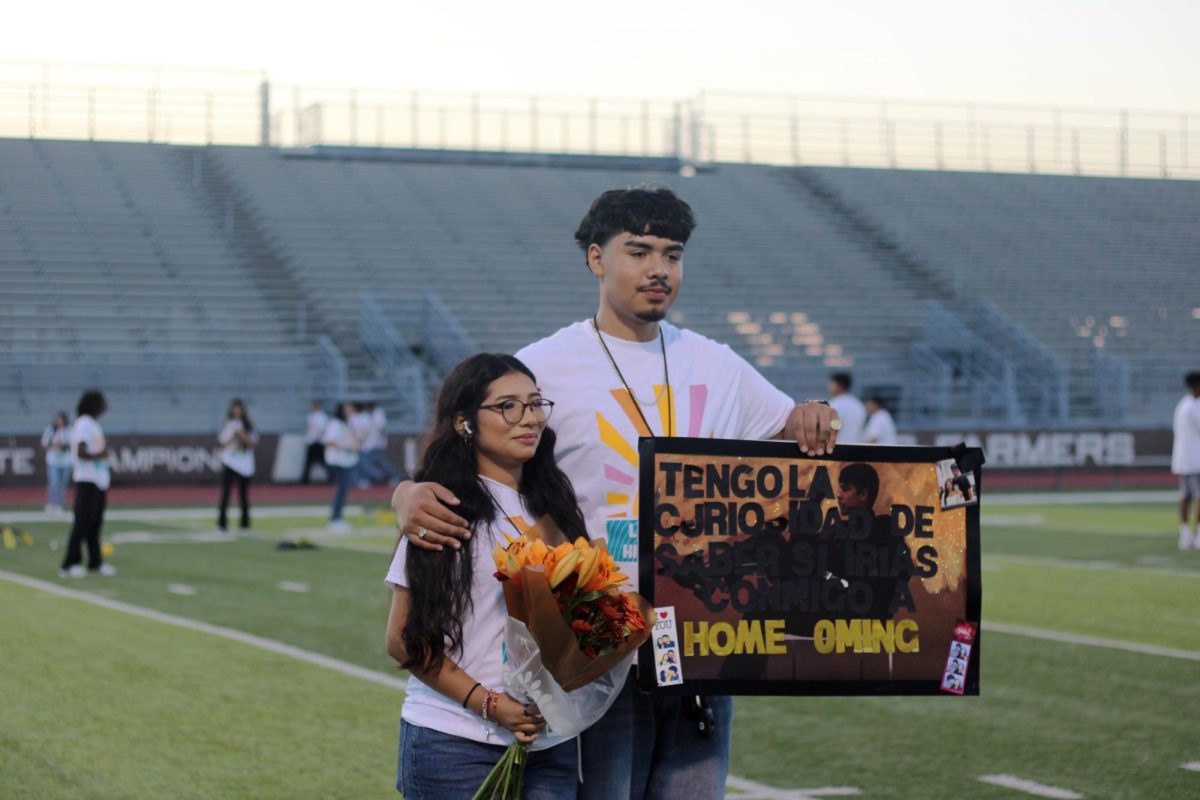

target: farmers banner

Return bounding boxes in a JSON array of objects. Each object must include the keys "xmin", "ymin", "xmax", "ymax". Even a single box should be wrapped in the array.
[{"xmin": 637, "ymin": 438, "xmax": 983, "ymax": 696}]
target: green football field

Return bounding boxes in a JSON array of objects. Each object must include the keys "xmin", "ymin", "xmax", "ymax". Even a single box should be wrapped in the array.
[{"xmin": 1, "ymin": 497, "xmax": 1198, "ymax": 799}]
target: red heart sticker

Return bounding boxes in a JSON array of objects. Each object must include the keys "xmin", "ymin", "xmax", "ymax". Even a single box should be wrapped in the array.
[{"xmin": 659, "ymin": 611, "xmax": 668, "ymax": 619}]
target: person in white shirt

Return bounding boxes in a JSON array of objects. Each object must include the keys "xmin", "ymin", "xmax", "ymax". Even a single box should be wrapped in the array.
[
  {"xmin": 390, "ymin": 186, "xmax": 840, "ymax": 800},
  {"xmin": 827, "ymin": 372, "xmax": 866, "ymax": 444},
  {"xmin": 1171, "ymin": 371, "xmax": 1200, "ymax": 550},
  {"xmin": 863, "ymin": 395, "xmax": 898, "ymax": 445},
  {"xmin": 217, "ymin": 398, "xmax": 258, "ymax": 533},
  {"xmin": 386, "ymin": 353, "xmax": 582, "ymax": 798},
  {"xmin": 59, "ymin": 390, "xmax": 114, "ymax": 578},
  {"xmin": 356, "ymin": 402, "xmax": 402, "ymax": 486},
  {"xmin": 40, "ymin": 411, "xmax": 72, "ymax": 513},
  {"xmin": 322, "ymin": 402, "xmax": 362, "ymax": 532},
  {"xmin": 301, "ymin": 401, "xmax": 329, "ymax": 484}
]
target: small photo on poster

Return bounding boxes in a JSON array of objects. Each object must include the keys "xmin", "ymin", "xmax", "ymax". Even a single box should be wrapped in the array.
[
  {"xmin": 942, "ymin": 672, "xmax": 964, "ymax": 692},
  {"xmin": 936, "ymin": 458, "xmax": 978, "ymax": 509}
]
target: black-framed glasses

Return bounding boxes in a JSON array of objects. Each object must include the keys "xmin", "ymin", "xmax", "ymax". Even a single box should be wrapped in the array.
[{"xmin": 478, "ymin": 398, "xmax": 555, "ymax": 425}]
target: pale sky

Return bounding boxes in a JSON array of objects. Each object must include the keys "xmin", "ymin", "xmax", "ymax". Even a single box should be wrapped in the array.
[{"xmin": 3, "ymin": 0, "xmax": 1198, "ymax": 111}]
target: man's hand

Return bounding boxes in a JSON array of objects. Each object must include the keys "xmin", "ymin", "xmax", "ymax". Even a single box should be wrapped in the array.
[
  {"xmin": 392, "ymin": 481, "xmax": 472, "ymax": 551},
  {"xmin": 783, "ymin": 401, "xmax": 840, "ymax": 456}
]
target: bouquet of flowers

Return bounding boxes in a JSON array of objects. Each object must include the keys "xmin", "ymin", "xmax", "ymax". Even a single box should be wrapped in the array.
[{"xmin": 472, "ymin": 518, "xmax": 652, "ymax": 799}]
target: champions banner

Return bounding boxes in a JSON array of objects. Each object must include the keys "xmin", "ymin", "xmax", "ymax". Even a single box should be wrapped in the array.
[{"xmin": 636, "ymin": 438, "xmax": 983, "ymax": 696}]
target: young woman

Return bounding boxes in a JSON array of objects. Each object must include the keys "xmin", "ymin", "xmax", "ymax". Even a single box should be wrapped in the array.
[
  {"xmin": 323, "ymin": 402, "xmax": 361, "ymax": 533},
  {"xmin": 385, "ymin": 353, "xmax": 585, "ymax": 799},
  {"xmin": 60, "ymin": 390, "xmax": 113, "ymax": 578},
  {"xmin": 217, "ymin": 398, "xmax": 258, "ymax": 533},
  {"xmin": 41, "ymin": 411, "xmax": 72, "ymax": 513}
]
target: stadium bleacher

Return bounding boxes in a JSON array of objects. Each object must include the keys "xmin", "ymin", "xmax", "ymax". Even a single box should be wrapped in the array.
[{"xmin": 2, "ymin": 137, "xmax": 1196, "ymax": 433}]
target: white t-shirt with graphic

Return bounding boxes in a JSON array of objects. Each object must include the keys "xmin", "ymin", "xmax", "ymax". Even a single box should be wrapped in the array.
[
  {"xmin": 516, "ymin": 321, "xmax": 794, "ymax": 587},
  {"xmin": 218, "ymin": 419, "xmax": 257, "ymax": 478},
  {"xmin": 385, "ymin": 477, "xmax": 569, "ymax": 752},
  {"xmin": 71, "ymin": 415, "xmax": 110, "ymax": 491}
]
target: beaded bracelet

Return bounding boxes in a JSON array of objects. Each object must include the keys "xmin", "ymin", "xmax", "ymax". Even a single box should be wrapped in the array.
[{"xmin": 481, "ymin": 689, "xmax": 497, "ymax": 723}]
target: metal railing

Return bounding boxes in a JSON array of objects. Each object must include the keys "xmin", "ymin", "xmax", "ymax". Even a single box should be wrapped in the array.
[
  {"xmin": 1, "ymin": 63, "xmax": 1196, "ymax": 179},
  {"xmin": 420, "ymin": 291, "xmax": 479, "ymax": 376},
  {"xmin": 358, "ymin": 292, "xmax": 427, "ymax": 427}
]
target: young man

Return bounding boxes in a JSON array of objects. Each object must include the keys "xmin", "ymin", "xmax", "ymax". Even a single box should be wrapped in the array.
[
  {"xmin": 1171, "ymin": 371, "xmax": 1200, "ymax": 550},
  {"xmin": 391, "ymin": 185, "xmax": 840, "ymax": 800},
  {"xmin": 827, "ymin": 373, "xmax": 866, "ymax": 444}
]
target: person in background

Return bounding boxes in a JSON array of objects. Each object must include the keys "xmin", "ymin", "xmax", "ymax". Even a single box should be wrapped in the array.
[
  {"xmin": 828, "ymin": 372, "xmax": 866, "ymax": 444},
  {"xmin": 60, "ymin": 390, "xmax": 113, "ymax": 578},
  {"xmin": 41, "ymin": 411, "xmax": 72, "ymax": 513},
  {"xmin": 302, "ymin": 400, "xmax": 329, "ymax": 484},
  {"xmin": 357, "ymin": 402, "xmax": 403, "ymax": 486},
  {"xmin": 1171, "ymin": 371, "xmax": 1200, "ymax": 550},
  {"xmin": 863, "ymin": 395, "xmax": 898, "ymax": 445},
  {"xmin": 350, "ymin": 402, "xmax": 375, "ymax": 488},
  {"xmin": 323, "ymin": 402, "xmax": 361, "ymax": 533},
  {"xmin": 217, "ymin": 398, "xmax": 258, "ymax": 533}
]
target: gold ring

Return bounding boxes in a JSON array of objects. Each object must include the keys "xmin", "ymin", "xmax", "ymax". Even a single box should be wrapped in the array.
[{"xmin": 829, "ymin": 419, "xmax": 843, "ymax": 432}]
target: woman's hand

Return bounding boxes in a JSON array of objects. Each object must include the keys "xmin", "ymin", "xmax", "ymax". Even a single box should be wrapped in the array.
[{"xmin": 489, "ymin": 693, "xmax": 545, "ymax": 744}]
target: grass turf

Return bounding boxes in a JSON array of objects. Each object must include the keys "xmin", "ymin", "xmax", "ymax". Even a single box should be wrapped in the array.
[{"xmin": 1, "ymin": 501, "xmax": 1199, "ymax": 798}]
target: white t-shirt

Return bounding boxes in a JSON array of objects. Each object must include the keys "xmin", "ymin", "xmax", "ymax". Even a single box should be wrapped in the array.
[
  {"xmin": 42, "ymin": 425, "xmax": 71, "ymax": 467},
  {"xmin": 305, "ymin": 410, "xmax": 329, "ymax": 444},
  {"xmin": 218, "ymin": 419, "xmax": 257, "ymax": 477},
  {"xmin": 863, "ymin": 408, "xmax": 897, "ymax": 445},
  {"xmin": 368, "ymin": 407, "xmax": 388, "ymax": 450},
  {"xmin": 829, "ymin": 393, "xmax": 867, "ymax": 444},
  {"xmin": 71, "ymin": 415, "xmax": 110, "ymax": 491},
  {"xmin": 385, "ymin": 477, "xmax": 569, "ymax": 752},
  {"xmin": 322, "ymin": 418, "xmax": 360, "ymax": 468},
  {"xmin": 516, "ymin": 321, "xmax": 794, "ymax": 587},
  {"xmin": 1172, "ymin": 394, "xmax": 1200, "ymax": 475}
]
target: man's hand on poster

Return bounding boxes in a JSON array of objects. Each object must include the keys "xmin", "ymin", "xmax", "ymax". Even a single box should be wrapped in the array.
[
  {"xmin": 782, "ymin": 400, "xmax": 841, "ymax": 456},
  {"xmin": 393, "ymin": 481, "xmax": 471, "ymax": 552}
]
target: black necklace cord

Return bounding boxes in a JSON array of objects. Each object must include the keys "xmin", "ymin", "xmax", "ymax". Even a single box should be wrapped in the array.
[{"xmin": 591, "ymin": 316, "xmax": 674, "ymax": 438}]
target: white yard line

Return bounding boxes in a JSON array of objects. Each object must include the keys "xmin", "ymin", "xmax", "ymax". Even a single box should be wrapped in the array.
[
  {"xmin": 0, "ymin": 504, "xmax": 365, "ymax": 524},
  {"xmin": 725, "ymin": 776, "xmax": 860, "ymax": 798},
  {"xmin": 278, "ymin": 581, "xmax": 310, "ymax": 593},
  {"xmin": 985, "ymin": 553, "xmax": 1200, "ymax": 580},
  {"xmin": 987, "ymin": 491, "xmax": 1174, "ymax": 506},
  {"xmin": 978, "ymin": 774, "xmax": 1083, "ymax": 798},
  {"xmin": 1181, "ymin": 762, "xmax": 1200, "ymax": 772},
  {"xmin": 167, "ymin": 583, "xmax": 198, "ymax": 596},
  {"xmin": 0, "ymin": 568, "xmax": 407, "ymax": 691},
  {"xmin": 988, "ymin": 622, "xmax": 1200, "ymax": 662}
]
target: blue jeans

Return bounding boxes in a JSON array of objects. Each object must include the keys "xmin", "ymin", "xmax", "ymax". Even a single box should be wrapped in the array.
[
  {"xmin": 47, "ymin": 464, "xmax": 71, "ymax": 507},
  {"xmin": 329, "ymin": 465, "xmax": 353, "ymax": 521},
  {"xmin": 579, "ymin": 674, "xmax": 731, "ymax": 800},
  {"xmin": 397, "ymin": 720, "xmax": 578, "ymax": 799},
  {"xmin": 355, "ymin": 448, "xmax": 402, "ymax": 485}
]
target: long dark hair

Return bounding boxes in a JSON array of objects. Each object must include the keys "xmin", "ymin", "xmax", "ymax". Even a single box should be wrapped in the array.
[
  {"xmin": 402, "ymin": 353, "xmax": 587, "ymax": 674},
  {"xmin": 226, "ymin": 398, "xmax": 254, "ymax": 433}
]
